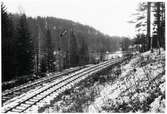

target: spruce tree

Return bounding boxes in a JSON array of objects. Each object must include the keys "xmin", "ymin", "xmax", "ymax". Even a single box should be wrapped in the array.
[
  {"xmin": 152, "ymin": 2, "xmax": 165, "ymax": 50},
  {"xmin": 16, "ymin": 14, "xmax": 34, "ymax": 76},
  {"xmin": 1, "ymin": 3, "xmax": 15, "ymax": 81}
]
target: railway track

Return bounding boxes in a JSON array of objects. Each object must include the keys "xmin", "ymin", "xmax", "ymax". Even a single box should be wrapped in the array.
[
  {"xmin": 2, "ymin": 57, "xmax": 129, "ymax": 113},
  {"xmin": 2, "ymin": 66, "xmax": 85, "ymax": 105}
]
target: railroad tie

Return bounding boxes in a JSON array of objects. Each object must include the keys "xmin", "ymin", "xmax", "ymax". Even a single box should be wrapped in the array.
[
  {"xmin": 11, "ymin": 108, "xmax": 23, "ymax": 113},
  {"xmin": 19, "ymin": 103, "xmax": 31, "ymax": 108},
  {"xmin": 29, "ymin": 98, "xmax": 39, "ymax": 102},
  {"xmin": 14, "ymin": 106, "xmax": 27, "ymax": 111},
  {"xmin": 25, "ymin": 101, "xmax": 34, "ymax": 105},
  {"xmin": 32, "ymin": 97, "xmax": 42, "ymax": 101}
]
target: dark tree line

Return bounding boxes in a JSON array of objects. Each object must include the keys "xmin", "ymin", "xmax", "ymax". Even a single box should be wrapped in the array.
[
  {"xmin": 15, "ymin": 14, "xmax": 34, "ymax": 75},
  {"xmin": 2, "ymin": 4, "xmax": 34, "ymax": 81},
  {"xmin": 2, "ymin": 3, "xmax": 123, "ymax": 81},
  {"xmin": 2, "ymin": 3, "xmax": 15, "ymax": 81},
  {"xmin": 120, "ymin": 37, "xmax": 132, "ymax": 51}
]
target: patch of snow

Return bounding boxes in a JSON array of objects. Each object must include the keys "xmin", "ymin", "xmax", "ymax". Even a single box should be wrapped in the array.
[
  {"xmin": 150, "ymin": 96, "xmax": 161, "ymax": 112},
  {"xmin": 159, "ymin": 82, "xmax": 165, "ymax": 94}
]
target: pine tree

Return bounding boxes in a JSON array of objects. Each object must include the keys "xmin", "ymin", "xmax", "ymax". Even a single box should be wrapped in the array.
[
  {"xmin": 16, "ymin": 14, "xmax": 34, "ymax": 76},
  {"xmin": 1, "ymin": 3, "xmax": 16, "ymax": 81},
  {"xmin": 132, "ymin": 2, "xmax": 165, "ymax": 52},
  {"xmin": 152, "ymin": 2, "xmax": 165, "ymax": 50},
  {"xmin": 129, "ymin": 2, "xmax": 152, "ymax": 52}
]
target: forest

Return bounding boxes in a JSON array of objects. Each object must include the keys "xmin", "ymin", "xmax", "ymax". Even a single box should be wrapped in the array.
[
  {"xmin": 2, "ymin": 3, "xmax": 125, "ymax": 81},
  {"xmin": 1, "ymin": 2, "xmax": 165, "ymax": 82}
]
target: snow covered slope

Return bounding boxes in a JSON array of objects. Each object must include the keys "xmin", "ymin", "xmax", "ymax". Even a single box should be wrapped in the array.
[{"xmin": 41, "ymin": 50, "xmax": 165, "ymax": 113}]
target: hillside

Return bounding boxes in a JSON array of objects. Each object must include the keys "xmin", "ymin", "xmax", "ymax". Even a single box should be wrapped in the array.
[{"xmin": 11, "ymin": 14, "xmax": 122, "ymax": 53}]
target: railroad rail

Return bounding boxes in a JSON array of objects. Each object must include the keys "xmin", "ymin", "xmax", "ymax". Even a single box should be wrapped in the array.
[
  {"xmin": 2, "ymin": 57, "xmax": 130, "ymax": 113},
  {"xmin": 2, "ymin": 66, "xmax": 85, "ymax": 105}
]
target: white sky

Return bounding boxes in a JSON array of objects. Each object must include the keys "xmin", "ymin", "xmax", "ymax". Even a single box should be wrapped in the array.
[{"xmin": 2, "ymin": 0, "xmax": 146, "ymax": 38}]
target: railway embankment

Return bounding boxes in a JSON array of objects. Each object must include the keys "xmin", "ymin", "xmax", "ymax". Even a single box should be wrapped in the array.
[{"xmin": 41, "ymin": 49, "xmax": 165, "ymax": 113}]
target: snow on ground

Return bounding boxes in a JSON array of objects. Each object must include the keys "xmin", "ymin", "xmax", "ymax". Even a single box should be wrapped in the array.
[
  {"xmin": 40, "ymin": 49, "xmax": 165, "ymax": 113},
  {"xmin": 86, "ymin": 50, "xmax": 165, "ymax": 113}
]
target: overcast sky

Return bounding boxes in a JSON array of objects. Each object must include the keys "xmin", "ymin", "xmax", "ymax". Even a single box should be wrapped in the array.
[{"xmin": 2, "ymin": 0, "xmax": 144, "ymax": 38}]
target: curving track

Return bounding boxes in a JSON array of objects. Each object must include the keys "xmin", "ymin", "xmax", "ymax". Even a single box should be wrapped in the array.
[
  {"xmin": 2, "ymin": 57, "xmax": 130, "ymax": 113},
  {"xmin": 2, "ymin": 66, "xmax": 85, "ymax": 105}
]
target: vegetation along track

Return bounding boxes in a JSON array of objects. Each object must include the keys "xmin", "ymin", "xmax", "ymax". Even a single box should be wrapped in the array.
[
  {"xmin": 2, "ymin": 66, "xmax": 85, "ymax": 105},
  {"xmin": 2, "ymin": 56, "xmax": 130, "ymax": 113}
]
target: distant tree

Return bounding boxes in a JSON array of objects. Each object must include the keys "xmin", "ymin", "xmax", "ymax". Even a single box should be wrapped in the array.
[
  {"xmin": 1, "ymin": 3, "xmax": 16, "ymax": 81},
  {"xmin": 79, "ymin": 39, "xmax": 89, "ymax": 65},
  {"xmin": 134, "ymin": 34, "xmax": 147, "ymax": 52},
  {"xmin": 69, "ymin": 30, "xmax": 79, "ymax": 67},
  {"xmin": 16, "ymin": 14, "xmax": 34, "ymax": 76},
  {"xmin": 120, "ymin": 38, "xmax": 132, "ymax": 51},
  {"xmin": 40, "ymin": 57, "xmax": 47, "ymax": 73},
  {"xmin": 46, "ymin": 29, "xmax": 55, "ymax": 72}
]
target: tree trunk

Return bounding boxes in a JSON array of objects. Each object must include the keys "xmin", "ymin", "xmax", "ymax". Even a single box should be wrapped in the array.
[
  {"xmin": 156, "ymin": 2, "xmax": 161, "ymax": 54},
  {"xmin": 147, "ymin": 2, "xmax": 152, "ymax": 52}
]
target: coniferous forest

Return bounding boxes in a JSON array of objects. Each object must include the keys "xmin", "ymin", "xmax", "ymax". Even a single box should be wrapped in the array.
[
  {"xmin": 130, "ymin": 2, "xmax": 165, "ymax": 52},
  {"xmin": 2, "ymin": 3, "xmax": 124, "ymax": 81}
]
